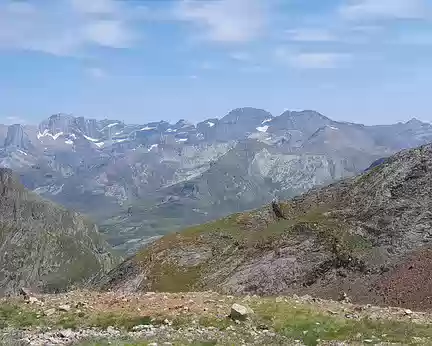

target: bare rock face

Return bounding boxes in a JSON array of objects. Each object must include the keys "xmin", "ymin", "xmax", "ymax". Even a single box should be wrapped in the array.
[
  {"xmin": 4, "ymin": 124, "xmax": 31, "ymax": 150},
  {"xmin": 98, "ymin": 143, "xmax": 432, "ymax": 310},
  {"xmin": 0, "ymin": 168, "xmax": 120, "ymax": 295}
]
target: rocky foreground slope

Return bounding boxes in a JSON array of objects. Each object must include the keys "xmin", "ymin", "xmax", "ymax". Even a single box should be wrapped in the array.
[
  {"xmin": 0, "ymin": 168, "xmax": 120, "ymax": 295},
  {"xmin": 99, "ymin": 143, "xmax": 432, "ymax": 310},
  {"xmin": 2, "ymin": 290, "xmax": 432, "ymax": 345}
]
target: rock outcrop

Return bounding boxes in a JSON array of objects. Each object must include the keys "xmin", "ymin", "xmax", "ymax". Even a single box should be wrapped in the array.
[{"xmin": 4, "ymin": 124, "xmax": 31, "ymax": 150}]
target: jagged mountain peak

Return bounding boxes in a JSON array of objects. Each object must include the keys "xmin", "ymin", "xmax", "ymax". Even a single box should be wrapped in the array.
[
  {"xmin": 405, "ymin": 117, "xmax": 429, "ymax": 128},
  {"xmin": 280, "ymin": 109, "xmax": 330, "ymax": 120},
  {"xmin": 175, "ymin": 119, "xmax": 193, "ymax": 127},
  {"xmin": 222, "ymin": 108, "xmax": 272, "ymax": 123}
]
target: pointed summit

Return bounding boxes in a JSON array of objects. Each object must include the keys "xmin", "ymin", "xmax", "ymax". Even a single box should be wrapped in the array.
[{"xmin": 405, "ymin": 118, "xmax": 425, "ymax": 127}]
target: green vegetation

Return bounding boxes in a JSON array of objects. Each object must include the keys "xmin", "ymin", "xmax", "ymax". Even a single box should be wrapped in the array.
[
  {"xmin": 0, "ymin": 304, "xmax": 40, "ymax": 329},
  {"xmin": 150, "ymin": 261, "xmax": 204, "ymax": 292},
  {"xmin": 0, "ymin": 303, "xmax": 154, "ymax": 331},
  {"xmin": 251, "ymin": 299, "xmax": 431, "ymax": 346},
  {"xmin": 131, "ymin": 202, "xmax": 373, "ymax": 293}
]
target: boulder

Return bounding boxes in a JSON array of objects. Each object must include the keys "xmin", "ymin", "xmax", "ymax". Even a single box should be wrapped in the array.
[{"xmin": 230, "ymin": 303, "xmax": 253, "ymax": 320}]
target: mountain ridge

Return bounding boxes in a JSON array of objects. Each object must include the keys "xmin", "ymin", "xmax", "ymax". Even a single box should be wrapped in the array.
[{"xmin": 1, "ymin": 108, "xmax": 432, "ymax": 253}]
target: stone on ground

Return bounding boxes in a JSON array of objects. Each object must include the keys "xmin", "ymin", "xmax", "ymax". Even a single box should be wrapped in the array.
[{"xmin": 230, "ymin": 303, "xmax": 253, "ymax": 320}]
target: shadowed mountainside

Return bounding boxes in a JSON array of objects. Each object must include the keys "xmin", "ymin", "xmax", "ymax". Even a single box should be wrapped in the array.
[{"xmin": 0, "ymin": 168, "xmax": 120, "ymax": 295}]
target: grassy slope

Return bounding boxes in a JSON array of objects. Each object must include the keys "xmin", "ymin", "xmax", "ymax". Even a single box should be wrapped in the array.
[{"xmin": 129, "ymin": 199, "xmax": 372, "ymax": 293}]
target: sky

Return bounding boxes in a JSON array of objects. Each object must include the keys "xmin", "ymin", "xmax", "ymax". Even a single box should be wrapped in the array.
[{"xmin": 0, "ymin": 0, "xmax": 432, "ymax": 125}]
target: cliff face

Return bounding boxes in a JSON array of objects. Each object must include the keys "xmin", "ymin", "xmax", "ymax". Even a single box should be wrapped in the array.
[
  {"xmin": 0, "ymin": 168, "xmax": 120, "ymax": 295},
  {"xmin": 98, "ymin": 144, "xmax": 432, "ymax": 309},
  {"xmin": 4, "ymin": 124, "xmax": 31, "ymax": 150}
]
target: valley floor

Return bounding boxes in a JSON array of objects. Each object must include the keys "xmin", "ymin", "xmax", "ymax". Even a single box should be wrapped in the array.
[{"xmin": 1, "ymin": 291, "xmax": 431, "ymax": 345}]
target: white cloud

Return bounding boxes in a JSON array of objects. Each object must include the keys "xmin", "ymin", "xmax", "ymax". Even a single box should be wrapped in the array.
[
  {"xmin": 239, "ymin": 65, "xmax": 269, "ymax": 73},
  {"xmin": 229, "ymin": 52, "xmax": 252, "ymax": 62},
  {"xmin": 199, "ymin": 61, "xmax": 217, "ymax": 70},
  {"xmin": 175, "ymin": 0, "xmax": 269, "ymax": 43},
  {"xmin": 87, "ymin": 67, "xmax": 107, "ymax": 79},
  {"xmin": 70, "ymin": 0, "xmax": 119, "ymax": 14},
  {"xmin": 83, "ymin": 20, "xmax": 133, "ymax": 48},
  {"xmin": 292, "ymin": 53, "xmax": 351, "ymax": 69},
  {"xmin": 339, "ymin": 0, "xmax": 429, "ymax": 20},
  {"xmin": 395, "ymin": 32, "xmax": 432, "ymax": 45},
  {"xmin": 275, "ymin": 48, "xmax": 351, "ymax": 69},
  {"xmin": 0, "ymin": 0, "xmax": 138, "ymax": 56},
  {"xmin": 285, "ymin": 28, "xmax": 337, "ymax": 42},
  {"xmin": 349, "ymin": 25, "xmax": 383, "ymax": 34}
]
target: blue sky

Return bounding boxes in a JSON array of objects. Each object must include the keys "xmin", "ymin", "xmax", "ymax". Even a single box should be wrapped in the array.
[{"xmin": 0, "ymin": 0, "xmax": 431, "ymax": 125}]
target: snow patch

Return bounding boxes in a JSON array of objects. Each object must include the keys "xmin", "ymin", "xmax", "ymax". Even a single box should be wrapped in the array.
[
  {"xmin": 37, "ymin": 129, "xmax": 64, "ymax": 140},
  {"xmin": 65, "ymin": 140, "xmax": 74, "ymax": 145},
  {"xmin": 262, "ymin": 118, "xmax": 272, "ymax": 124},
  {"xmin": 37, "ymin": 130, "xmax": 48, "ymax": 140},
  {"xmin": 329, "ymin": 126, "xmax": 339, "ymax": 130},
  {"xmin": 207, "ymin": 121, "xmax": 215, "ymax": 127},
  {"xmin": 94, "ymin": 142, "xmax": 104, "ymax": 148},
  {"xmin": 114, "ymin": 138, "xmax": 128, "ymax": 143},
  {"xmin": 83, "ymin": 134, "xmax": 99, "ymax": 142},
  {"xmin": 140, "ymin": 126, "xmax": 156, "ymax": 131},
  {"xmin": 17, "ymin": 149, "xmax": 28, "ymax": 156},
  {"xmin": 256, "ymin": 125, "xmax": 269, "ymax": 133},
  {"xmin": 166, "ymin": 128, "xmax": 177, "ymax": 133},
  {"xmin": 148, "ymin": 144, "xmax": 158, "ymax": 151},
  {"xmin": 107, "ymin": 122, "xmax": 119, "ymax": 128},
  {"xmin": 176, "ymin": 138, "xmax": 188, "ymax": 143},
  {"xmin": 52, "ymin": 132, "xmax": 64, "ymax": 140}
]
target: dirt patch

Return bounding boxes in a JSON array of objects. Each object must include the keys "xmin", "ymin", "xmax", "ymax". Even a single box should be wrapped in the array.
[{"xmin": 377, "ymin": 247, "xmax": 432, "ymax": 309}]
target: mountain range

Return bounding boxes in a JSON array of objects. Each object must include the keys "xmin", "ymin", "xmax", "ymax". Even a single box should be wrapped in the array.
[{"xmin": 1, "ymin": 108, "xmax": 432, "ymax": 253}]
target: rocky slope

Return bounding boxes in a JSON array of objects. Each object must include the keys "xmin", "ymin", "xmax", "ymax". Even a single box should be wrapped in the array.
[
  {"xmin": 99, "ymin": 143, "xmax": 432, "ymax": 310},
  {"xmin": 2, "ymin": 290, "xmax": 432, "ymax": 345},
  {"xmin": 0, "ymin": 168, "xmax": 120, "ymax": 295},
  {"xmin": 1, "ymin": 109, "xmax": 432, "ymax": 252}
]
